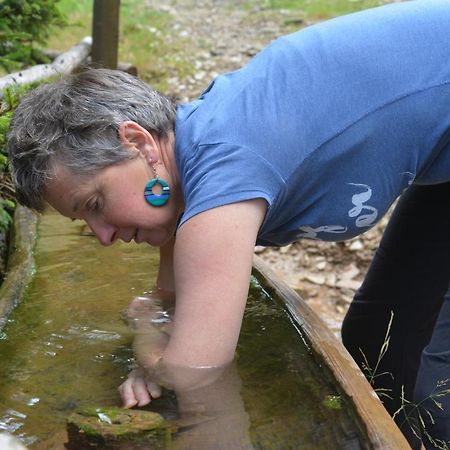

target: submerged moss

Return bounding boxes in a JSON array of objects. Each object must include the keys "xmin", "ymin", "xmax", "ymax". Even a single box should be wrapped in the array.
[{"xmin": 323, "ymin": 395, "xmax": 342, "ymax": 410}]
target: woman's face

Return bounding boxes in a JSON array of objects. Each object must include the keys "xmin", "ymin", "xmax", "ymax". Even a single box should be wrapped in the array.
[{"xmin": 44, "ymin": 156, "xmax": 182, "ymax": 247}]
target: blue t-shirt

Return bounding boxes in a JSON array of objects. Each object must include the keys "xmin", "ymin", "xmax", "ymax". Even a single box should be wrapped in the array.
[{"xmin": 175, "ymin": 0, "xmax": 450, "ymax": 246}]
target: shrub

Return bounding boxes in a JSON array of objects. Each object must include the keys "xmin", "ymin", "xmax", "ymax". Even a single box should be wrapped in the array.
[
  {"xmin": 0, "ymin": 90, "xmax": 18, "ymax": 233},
  {"xmin": 0, "ymin": 84, "xmax": 37, "ymax": 276},
  {"xmin": 0, "ymin": 0, "xmax": 65, "ymax": 72}
]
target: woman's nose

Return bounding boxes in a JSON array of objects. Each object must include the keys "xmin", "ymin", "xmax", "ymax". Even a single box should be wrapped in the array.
[{"xmin": 86, "ymin": 219, "xmax": 117, "ymax": 246}]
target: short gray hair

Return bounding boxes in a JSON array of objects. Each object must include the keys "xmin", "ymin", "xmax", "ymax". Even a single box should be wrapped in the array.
[{"xmin": 7, "ymin": 68, "xmax": 177, "ymax": 211}]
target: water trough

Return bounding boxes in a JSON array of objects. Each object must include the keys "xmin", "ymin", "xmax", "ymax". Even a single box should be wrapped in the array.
[{"xmin": 0, "ymin": 207, "xmax": 409, "ymax": 449}]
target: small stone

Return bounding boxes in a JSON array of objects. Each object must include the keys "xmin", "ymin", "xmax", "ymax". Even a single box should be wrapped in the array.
[
  {"xmin": 66, "ymin": 407, "xmax": 171, "ymax": 450},
  {"xmin": 349, "ymin": 240, "xmax": 364, "ymax": 251},
  {"xmin": 316, "ymin": 261, "xmax": 327, "ymax": 270},
  {"xmin": 336, "ymin": 279, "xmax": 361, "ymax": 290},
  {"xmin": 279, "ymin": 244, "xmax": 292, "ymax": 254},
  {"xmin": 339, "ymin": 264, "xmax": 360, "ymax": 280},
  {"xmin": 336, "ymin": 292, "xmax": 354, "ymax": 304},
  {"xmin": 303, "ymin": 273, "xmax": 326, "ymax": 285},
  {"xmin": 336, "ymin": 264, "xmax": 361, "ymax": 290},
  {"xmin": 325, "ymin": 273, "xmax": 337, "ymax": 287},
  {"xmin": 302, "ymin": 285, "xmax": 320, "ymax": 298},
  {"xmin": 254, "ymin": 246, "xmax": 266, "ymax": 254},
  {"xmin": 194, "ymin": 71, "xmax": 206, "ymax": 81}
]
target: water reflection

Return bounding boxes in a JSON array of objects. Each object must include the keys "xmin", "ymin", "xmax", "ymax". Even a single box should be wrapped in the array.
[
  {"xmin": 0, "ymin": 408, "xmax": 26, "ymax": 433},
  {"xmin": 173, "ymin": 363, "xmax": 253, "ymax": 450}
]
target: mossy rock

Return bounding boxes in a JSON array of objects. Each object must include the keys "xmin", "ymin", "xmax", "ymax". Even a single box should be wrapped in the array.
[{"xmin": 66, "ymin": 407, "xmax": 171, "ymax": 450}]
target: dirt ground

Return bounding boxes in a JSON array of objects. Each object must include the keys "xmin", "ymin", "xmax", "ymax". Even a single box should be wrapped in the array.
[{"xmin": 149, "ymin": 0, "xmax": 392, "ymax": 336}]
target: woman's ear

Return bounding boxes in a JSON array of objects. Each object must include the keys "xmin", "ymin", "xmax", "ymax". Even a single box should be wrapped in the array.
[
  {"xmin": 118, "ymin": 121, "xmax": 146, "ymax": 151},
  {"xmin": 118, "ymin": 121, "xmax": 159, "ymax": 162}
]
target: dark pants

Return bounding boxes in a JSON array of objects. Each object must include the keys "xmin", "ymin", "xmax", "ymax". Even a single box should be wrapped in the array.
[{"xmin": 342, "ymin": 182, "xmax": 450, "ymax": 449}]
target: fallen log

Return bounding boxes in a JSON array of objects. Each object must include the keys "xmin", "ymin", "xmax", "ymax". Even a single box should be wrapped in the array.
[
  {"xmin": 43, "ymin": 49, "xmax": 137, "ymax": 76},
  {"xmin": 0, "ymin": 36, "xmax": 92, "ymax": 97},
  {"xmin": 42, "ymin": 49, "xmax": 138, "ymax": 76}
]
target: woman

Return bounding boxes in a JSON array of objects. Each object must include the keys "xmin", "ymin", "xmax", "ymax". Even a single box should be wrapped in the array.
[{"xmin": 7, "ymin": 0, "xmax": 450, "ymax": 447}]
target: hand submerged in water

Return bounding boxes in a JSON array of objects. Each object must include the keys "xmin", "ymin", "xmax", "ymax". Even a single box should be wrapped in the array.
[
  {"xmin": 119, "ymin": 366, "xmax": 163, "ymax": 408},
  {"xmin": 119, "ymin": 294, "xmax": 236, "ymax": 407},
  {"xmin": 119, "ymin": 294, "xmax": 173, "ymax": 408}
]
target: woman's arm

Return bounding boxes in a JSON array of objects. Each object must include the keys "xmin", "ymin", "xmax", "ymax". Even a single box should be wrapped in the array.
[
  {"xmin": 165, "ymin": 198, "xmax": 267, "ymax": 369},
  {"xmin": 119, "ymin": 236, "xmax": 177, "ymax": 408},
  {"xmin": 156, "ymin": 235, "xmax": 176, "ymax": 293},
  {"xmin": 119, "ymin": 198, "xmax": 267, "ymax": 404}
]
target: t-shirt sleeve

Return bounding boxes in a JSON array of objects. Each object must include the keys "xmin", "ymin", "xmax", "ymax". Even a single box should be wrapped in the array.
[{"xmin": 177, "ymin": 142, "xmax": 285, "ymax": 228}]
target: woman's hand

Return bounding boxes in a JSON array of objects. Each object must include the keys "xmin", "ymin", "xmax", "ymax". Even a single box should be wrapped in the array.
[
  {"xmin": 118, "ymin": 367, "xmax": 162, "ymax": 408},
  {"xmin": 120, "ymin": 293, "xmax": 173, "ymax": 408},
  {"xmin": 124, "ymin": 292, "xmax": 174, "ymax": 330}
]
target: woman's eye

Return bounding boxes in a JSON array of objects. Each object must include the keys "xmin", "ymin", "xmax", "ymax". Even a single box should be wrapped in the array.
[{"xmin": 88, "ymin": 198, "xmax": 102, "ymax": 211}]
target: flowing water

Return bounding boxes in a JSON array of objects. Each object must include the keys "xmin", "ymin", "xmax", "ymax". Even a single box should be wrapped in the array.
[{"xmin": 0, "ymin": 209, "xmax": 363, "ymax": 449}]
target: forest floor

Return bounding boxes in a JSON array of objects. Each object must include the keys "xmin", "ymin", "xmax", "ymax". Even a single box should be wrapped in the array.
[{"xmin": 149, "ymin": 0, "xmax": 393, "ymax": 336}]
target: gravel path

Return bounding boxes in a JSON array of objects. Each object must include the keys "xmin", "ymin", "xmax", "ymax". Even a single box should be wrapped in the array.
[
  {"xmin": 148, "ymin": 0, "xmax": 305, "ymax": 100},
  {"xmin": 148, "ymin": 0, "xmax": 391, "ymax": 336}
]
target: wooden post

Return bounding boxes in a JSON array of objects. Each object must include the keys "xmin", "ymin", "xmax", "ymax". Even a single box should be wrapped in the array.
[{"xmin": 91, "ymin": 0, "xmax": 120, "ymax": 69}]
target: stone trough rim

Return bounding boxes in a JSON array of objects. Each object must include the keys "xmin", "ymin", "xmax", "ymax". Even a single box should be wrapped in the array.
[{"xmin": 0, "ymin": 206, "xmax": 38, "ymax": 332}]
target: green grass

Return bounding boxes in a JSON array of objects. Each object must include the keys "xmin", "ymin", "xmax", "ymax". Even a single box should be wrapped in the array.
[
  {"xmin": 260, "ymin": 0, "xmax": 389, "ymax": 15},
  {"xmin": 240, "ymin": 0, "xmax": 392, "ymax": 29},
  {"xmin": 118, "ymin": 1, "xmax": 194, "ymax": 90},
  {"xmin": 45, "ymin": 0, "xmax": 92, "ymax": 48},
  {"xmin": 45, "ymin": 0, "xmax": 194, "ymax": 91},
  {"xmin": 231, "ymin": 0, "xmax": 397, "ymax": 41}
]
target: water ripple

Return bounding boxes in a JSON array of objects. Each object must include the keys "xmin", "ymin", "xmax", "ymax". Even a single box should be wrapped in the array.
[
  {"xmin": 0, "ymin": 409, "xmax": 26, "ymax": 433},
  {"xmin": 67, "ymin": 326, "xmax": 122, "ymax": 341}
]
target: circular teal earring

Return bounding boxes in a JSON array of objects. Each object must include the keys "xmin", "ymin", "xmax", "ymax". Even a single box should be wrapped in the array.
[
  {"xmin": 144, "ymin": 178, "xmax": 170, "ymax": 206},
  {"xmin": 144, "ymin": 163, "xmax": 170, "ymax": 206}
]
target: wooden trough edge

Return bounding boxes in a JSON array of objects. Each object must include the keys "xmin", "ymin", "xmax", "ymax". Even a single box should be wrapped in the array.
[
  {"xmin": 252, "ymin": 255, "xmax": 410, "ymax": 449},
  {"xmin": 0, "ymin": 206, "xmax": 38, "ymax": 332}
]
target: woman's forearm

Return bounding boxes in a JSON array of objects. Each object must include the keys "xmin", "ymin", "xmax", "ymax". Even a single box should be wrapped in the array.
[{"xmin": 157, "ymin": 235, "xmax": 176, "ymax": 292}]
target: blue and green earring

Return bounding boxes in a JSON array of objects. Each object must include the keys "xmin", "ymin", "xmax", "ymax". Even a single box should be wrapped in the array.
[{"xmin": 144, "ymin": 161, "xmax": 170, "ymax": 207}]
